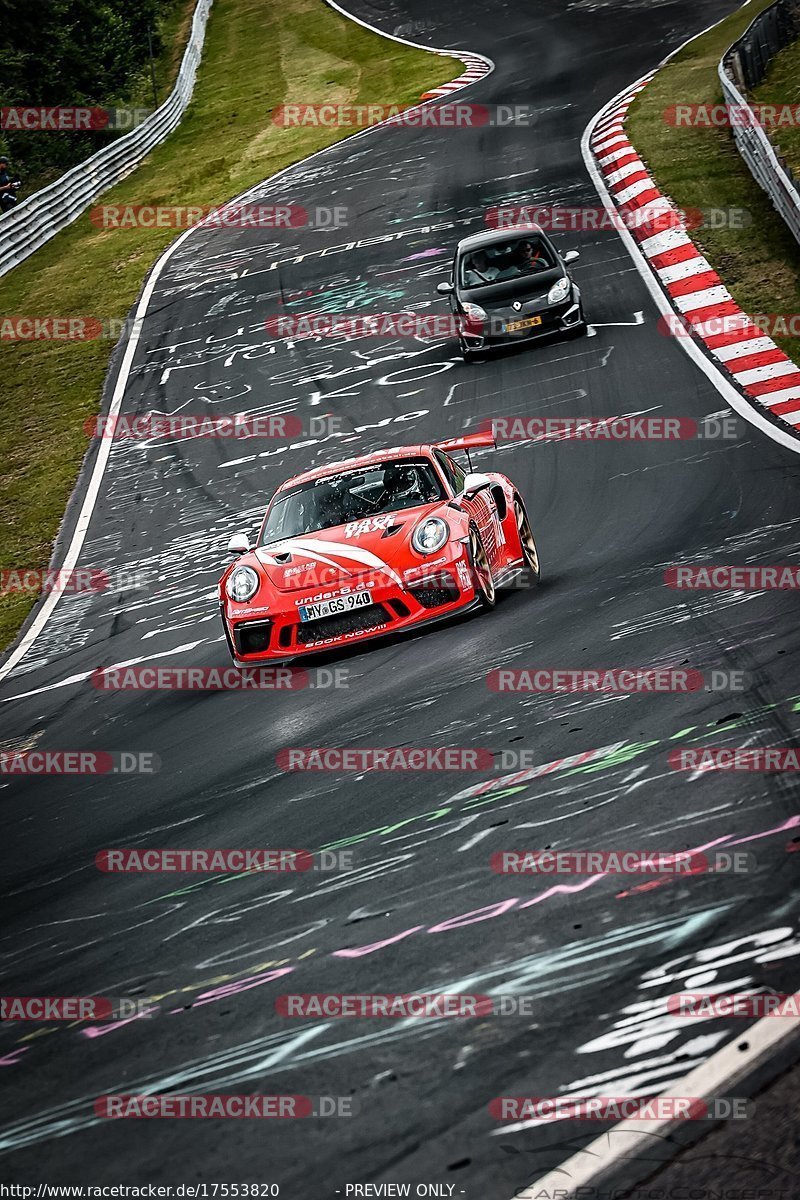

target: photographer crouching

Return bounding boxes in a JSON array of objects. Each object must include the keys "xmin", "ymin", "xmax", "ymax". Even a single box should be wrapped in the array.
[{"xmin": 0, "ymin": 155, "xmax": 21, "ymax": 213}]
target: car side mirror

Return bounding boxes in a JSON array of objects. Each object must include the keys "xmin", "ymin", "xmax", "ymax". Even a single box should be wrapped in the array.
[
  {"xmin": 564, "ymin": 250, "xmax": 580, "ymax": 263},
  {"xmin": 436, "ymin": 281, "xmax": 454, "ymax": 295},
  {"xmin": 461, "ymin": 472, "xmax": 492, "ymax": 497},
  {"xmin": 227, "ymin": 533, "xmax": 252, "ymax": 556}
]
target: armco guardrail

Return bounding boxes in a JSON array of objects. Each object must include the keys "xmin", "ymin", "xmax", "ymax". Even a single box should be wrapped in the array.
[
  {"xmin": 719, "ymin": 0, "xmax": 800, "ymax": 246},
  {"xmin": 0, "ymin": 0, "xmax": 212, "ymax": 280}
]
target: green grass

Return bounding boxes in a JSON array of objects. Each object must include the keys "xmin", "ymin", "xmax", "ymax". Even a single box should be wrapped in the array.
[
  {"xmin": 0, "ymin": 0, "xmax": 459, "ymax": 651},
  {"xmin": 626, "ymin": 0, "xmax": 800, "ymax": 360},
  {"xmin": 751, "ymin": 27, "xmax": 800, "ymax": 180}
]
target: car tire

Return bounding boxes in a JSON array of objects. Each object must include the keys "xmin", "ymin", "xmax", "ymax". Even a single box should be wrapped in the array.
[
  {"xmin": 468, "ymin": 524, "xmax": 496, "ymax": 609},
  {"xmin": 514, "ymin": 498, "xmax": 541, "ymax": 586}
]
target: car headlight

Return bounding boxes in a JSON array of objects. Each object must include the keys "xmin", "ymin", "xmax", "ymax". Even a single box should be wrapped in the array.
[
  {"xmin": 412, "ymin": 517, "xmax": 449, "ymax": 555},
  {"xmin": 461, "ymin": 302, "xmax": 487, "ymax": 330},
  {"xmin": 548, "ymin": 277, "xmax": 571, "ymax": 304},
  {"xmin": 226, "ymin": 565, "xmax": 260, "ymax": 602}
]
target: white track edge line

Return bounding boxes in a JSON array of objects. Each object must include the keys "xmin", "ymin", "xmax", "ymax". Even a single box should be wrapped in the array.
[{"xmin": 514, "ymin": 1012, "xmax": 800, "ymax": 1199}]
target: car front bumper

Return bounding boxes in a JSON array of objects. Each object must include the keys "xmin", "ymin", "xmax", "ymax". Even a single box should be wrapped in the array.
[
  {"xmin": 221, "ymin": 551, "xmax": 478, "ymax": 664},
  {"xmin": 462, "ymin": 290, "xmax": 583, "ymax": 349}
]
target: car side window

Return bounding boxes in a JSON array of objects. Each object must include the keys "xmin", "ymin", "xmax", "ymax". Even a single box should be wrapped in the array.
[{"xmin": 434, "ymin": 450, "xmax": 465, "ymax": 494}]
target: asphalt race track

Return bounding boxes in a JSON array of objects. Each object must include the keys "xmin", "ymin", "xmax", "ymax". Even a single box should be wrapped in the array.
[{"xmin": 2, "ymin": 0, "xmax": 800, "ymax": 1194}]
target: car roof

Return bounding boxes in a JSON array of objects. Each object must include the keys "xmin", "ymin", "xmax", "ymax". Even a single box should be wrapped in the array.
[
  {"xmin": 277, "ymin": 445, "xmax": 436, "ymax": 491},
  {"xmin": 456, "ymin": 224, "xmax": 546, "ymax": 254}
]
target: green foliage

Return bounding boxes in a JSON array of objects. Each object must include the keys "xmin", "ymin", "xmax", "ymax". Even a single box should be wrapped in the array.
[{"xmin": 0, "ymin": 0, "xmax": 177, "ymax": 179}]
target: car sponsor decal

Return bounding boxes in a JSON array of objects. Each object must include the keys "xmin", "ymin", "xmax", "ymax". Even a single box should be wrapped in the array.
[{"xmin": 343, "ymin": 515, "xmax": 394, "ymax": 538}]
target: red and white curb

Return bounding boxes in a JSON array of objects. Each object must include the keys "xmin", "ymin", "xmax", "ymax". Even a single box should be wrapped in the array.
[
  {"xmin": 420, "ymin": 53, "xmax": 491, "ymax": 99},
  {"xmin": 588, "ymin": 75, "xmax": 800, "ymax": 439}
]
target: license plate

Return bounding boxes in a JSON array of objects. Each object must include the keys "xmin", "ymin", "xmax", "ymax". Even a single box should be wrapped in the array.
[
  {"xmin": 298, "ymin": 592, "xmax": 374, "ymax": 622},
  {"xmin": 505, "ymin": 315, "xmax": 542, "ymax": 333}
]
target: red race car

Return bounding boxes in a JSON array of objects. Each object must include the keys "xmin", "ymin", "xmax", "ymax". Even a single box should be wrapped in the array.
[{"xmin": 219, "ymin": 431, "xmax": 540, "ymax": 665}]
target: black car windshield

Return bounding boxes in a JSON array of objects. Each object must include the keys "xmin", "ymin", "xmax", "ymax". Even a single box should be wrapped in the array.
[
  {"xmin": 460, "ymin": 236, "xmax": 556, "ymax": 288},
  {"xmin": 261, "ymin": 458, "xmax": 445, "ymax": 543}
]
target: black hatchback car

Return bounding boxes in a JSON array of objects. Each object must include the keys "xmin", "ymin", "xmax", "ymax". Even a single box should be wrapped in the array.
[{"xmin": 436, "ymin": 226, "xmax": 586, "ymax": 360}]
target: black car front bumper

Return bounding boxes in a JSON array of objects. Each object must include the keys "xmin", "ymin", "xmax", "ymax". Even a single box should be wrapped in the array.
[{"xmin": 461, "ymin": 290, "xmax": 584, "ymax": 350}]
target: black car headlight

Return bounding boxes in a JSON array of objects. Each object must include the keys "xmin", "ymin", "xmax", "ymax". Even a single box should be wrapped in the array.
[
  {"xmin": 412, "ymin": 517, "xmax": 449, "ymax": 555},
  {"xmin": 226, "ymin": 565, "xmax": 260, "ymax": 602},
  {"xmin": 547, "ymin": 277, "xmax": 570, "ymax": 304}
]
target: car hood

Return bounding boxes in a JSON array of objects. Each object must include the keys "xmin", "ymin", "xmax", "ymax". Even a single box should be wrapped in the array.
[
  {"xmin": 462, "ymin": 265, "xmax": 564, "ymax": 312},
  {"xmin": 253, "ymin": 502, "xmax": 443, "ymax": 592}
]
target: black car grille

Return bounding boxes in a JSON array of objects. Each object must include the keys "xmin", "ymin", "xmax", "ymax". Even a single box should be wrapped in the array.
[
  {"xmin": 408, "ymin": 574, "xmax": 460, "ymax": 609},
  {"xmin": 234, "ymin": 620, "xmax": 272, "ymax": 656},
  {"xmin": 295, "ymin": 604, "xmax": 391, "ymax": 646}
]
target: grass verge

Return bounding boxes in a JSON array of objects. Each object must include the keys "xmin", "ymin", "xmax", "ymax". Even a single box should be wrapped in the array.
[
  {"xmin": 0, "ymin": 0, "xmax": 460, "ymax": 651},
  {"xmin": 626, "ymin": 0, "xmax": 800, "ymax": 361},
  {"xmin": 751, "ymin": 26, "xmax": 800, "ymax": 179}
]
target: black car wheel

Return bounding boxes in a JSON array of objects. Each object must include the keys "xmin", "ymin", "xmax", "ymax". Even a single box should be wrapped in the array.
[{"xmin": 514, "ymin": 498, "xmax": 541, "ymax": 585}]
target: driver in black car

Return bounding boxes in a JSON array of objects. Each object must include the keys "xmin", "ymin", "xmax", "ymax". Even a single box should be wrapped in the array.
[{"xmin": 516, "ymin": 238, "xmax": 547, "ymax": 274}]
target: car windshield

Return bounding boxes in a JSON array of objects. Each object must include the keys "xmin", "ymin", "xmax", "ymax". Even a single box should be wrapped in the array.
[
  {"xmin": 460, "ymin": 236, "xmax": 556, "ymax": 287},
  {"xmin": 260, "ymin": 458, "xmax": 445, "ymax": 543}
]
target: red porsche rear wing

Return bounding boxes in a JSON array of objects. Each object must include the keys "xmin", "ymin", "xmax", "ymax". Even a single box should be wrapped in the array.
[{"xmin": 432, "ymin": 430, "xmax": 496, "ymax": 454}]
